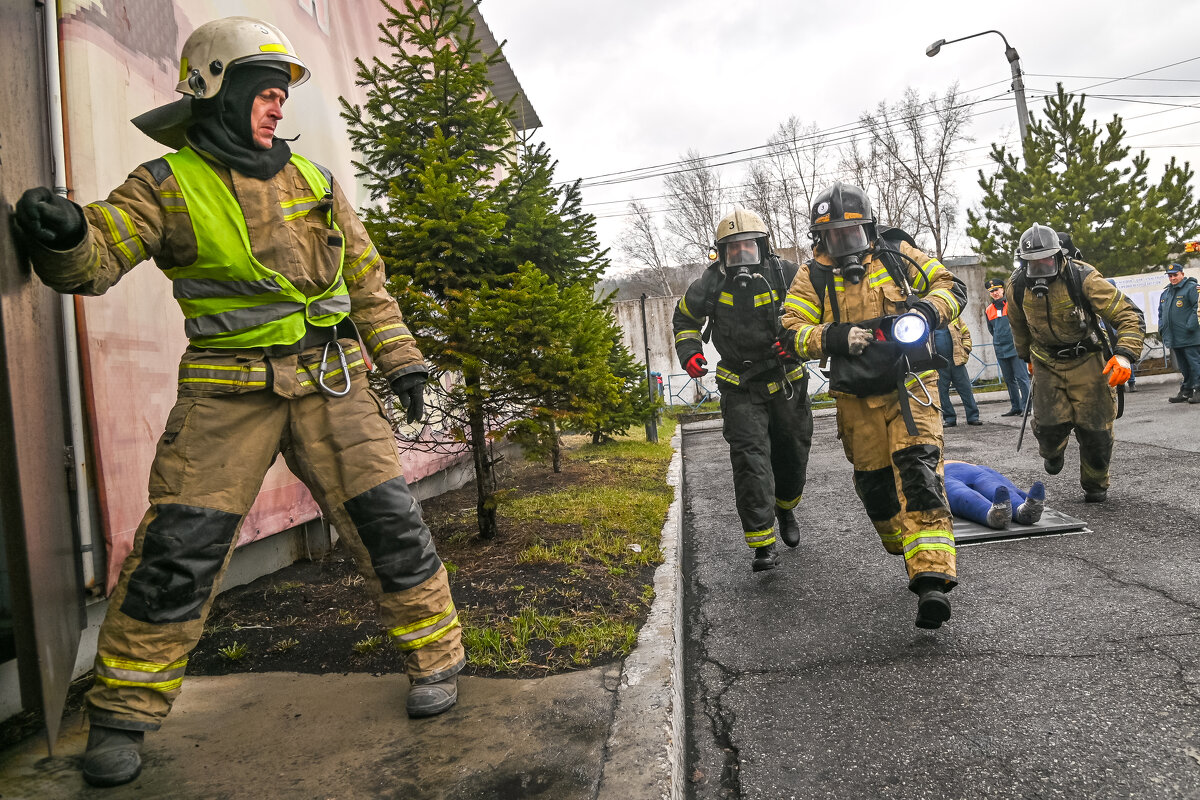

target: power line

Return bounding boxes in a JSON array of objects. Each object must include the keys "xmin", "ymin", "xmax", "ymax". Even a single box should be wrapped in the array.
[
  {"xmin": 559, "ymin": 78, "xmax": 1014, "ymax": 188},
  {"xmin": 566, "ymin": 57, "xmax": 1200, "ymax": 193}
]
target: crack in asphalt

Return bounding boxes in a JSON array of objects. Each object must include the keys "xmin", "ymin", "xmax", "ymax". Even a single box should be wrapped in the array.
[
  {"xmin": 686, "ymin": 568, "xmax": 745, "ymax": 800},
  {"xmin": 1043, "ymin": 550, "xmax": 1200, "ymax": 614}
]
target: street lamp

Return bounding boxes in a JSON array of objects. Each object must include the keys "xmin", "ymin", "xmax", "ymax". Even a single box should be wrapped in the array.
[{"xmin": 926, "ymin": 30, "xmax": 1030, "ymax": 152}]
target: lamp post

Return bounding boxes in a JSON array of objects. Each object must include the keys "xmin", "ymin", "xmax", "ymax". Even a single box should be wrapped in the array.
[{"xmin": 926, "ymin": 30, "xmax": 1030, "ymax": 154}]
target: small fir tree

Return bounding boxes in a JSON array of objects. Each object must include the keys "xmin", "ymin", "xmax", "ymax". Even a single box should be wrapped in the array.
[{"xmin": 967, "ymin": 84, "xmax": 1200, "ymax": 275}]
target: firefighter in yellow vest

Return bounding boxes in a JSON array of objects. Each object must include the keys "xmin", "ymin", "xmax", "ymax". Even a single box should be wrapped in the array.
[
  {"xmin": 14, "ymin": 17, "xmax": 462, "ymax": 788},
  {"xmin": 777, "ymin": 183, "xmax": 967, "ymax": 629}
]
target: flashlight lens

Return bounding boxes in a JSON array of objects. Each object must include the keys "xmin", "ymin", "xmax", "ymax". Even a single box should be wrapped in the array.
[{"xmin": 893, "ymin": 313, "xmax": 928, "ymax": 345}]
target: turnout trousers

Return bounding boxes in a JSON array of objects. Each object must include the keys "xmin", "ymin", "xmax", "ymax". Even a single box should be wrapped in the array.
[
  {"xmin": 87, "ymin": 368, "xmax": 463, "ymax": 731},
  {"xmin": 834, "ymin": 372, "xmax": 956, "ymax": 590},
  {"xmin": 1031, "ymin": 353, "xmax": 1115, "ymax": 493},
  {"xmin": 719, "ymin": 379, "xmax": 813, "ymax": 550}
]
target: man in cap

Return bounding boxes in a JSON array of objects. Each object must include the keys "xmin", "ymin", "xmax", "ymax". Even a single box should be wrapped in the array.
[
  {"xmin": 777, "ymin": 182, "xmax": 968, "ymax": 630},
  {"xmin": 14, "ymin": 17, "xmax": 463, "ymax": 787},
  {"xmin": 985, "ymin": 278, "xmax": 1031, "ymax": 416},
  {"xmin": 1157, "ymin": 262, "xmax": 1200, "ymax": 404},
  {"xmin": 673, "ymin": 208, "xmax": 813, "ymax": 572},
  {"xmin": 1006, "ymin": 223, "xmax": 1145, "ymax": 502}
]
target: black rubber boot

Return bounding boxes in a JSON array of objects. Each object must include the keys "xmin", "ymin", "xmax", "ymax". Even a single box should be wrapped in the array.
[
  {"xmin": 1044, "ymin": 454, "xmax": 1065, "ymax": 475},
  {"xmin": 1084, "ymin": 489, "xmax": 1107, "ymax": 503},
  {"xmin": 913, "ymin": 577, "xmax": 952, "ymax": 630},
  {"xmin": 407, "ymin": 676, "xmax": 458, "ymax": 718},
  {"xmin": 776, "ymin": 508, "xmax": 801, "ymax": 548},
  {"xmin": 751, "ymin": 543, "xmax": 780, "ymax": 572},
  {"xmin": 82, "ymin": 725, "xmax": 144, "ymax": 787},
  {"xmin": 1168, "ymin": 387, "xmax": 1192, "ymax": 403}
]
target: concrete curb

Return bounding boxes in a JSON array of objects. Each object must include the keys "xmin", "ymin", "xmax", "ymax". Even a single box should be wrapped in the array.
[{"xmin": 595, "ymin": 428, "xmax": 684, "ymax": 800}]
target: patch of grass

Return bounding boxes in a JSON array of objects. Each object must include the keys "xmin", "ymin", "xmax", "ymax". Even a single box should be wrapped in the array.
[
  {"xmin": 505, "ymin": 483, "xmax": 669, "ymax": 567},
  {"xmin": 219, "ymin": 642, "xmax": 249, "ymax": 661},
  {"xmin": 337, "ymin": 609, "xmax": 359, "ymax": 625},
  {"xmin": 550, "ymin": 617, "xmax": 638, "ymax": 666},
  {"xmin": 274, "ymin": 637, "xmax": 300, "ymax": 652},
  {"xmin": 462, "ymin": 605, "xmax": 641, "ymax": 674},
  {"xmin": 203, "ymin": 620, "xmax": 231, "ymax": 637},
  {"xmin": 352, "ymin": 634, "xmax": 385, "ymax": 654}
]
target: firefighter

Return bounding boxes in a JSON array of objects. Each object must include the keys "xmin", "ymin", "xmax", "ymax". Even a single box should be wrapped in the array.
[
  {"xmin": 673, "ymin": 209, "xmax": 813, "ymax": 572},
  {"xmin": 1006, "ymin": 223, "xmax": 1145, "ymax": 502},
  {"xmin": 777, "ymin": 183, "xmax": 967, "ymax": 629},
  {"xmin": 13, "ymin": 17, "xmax": 462, "ymax": 787}
]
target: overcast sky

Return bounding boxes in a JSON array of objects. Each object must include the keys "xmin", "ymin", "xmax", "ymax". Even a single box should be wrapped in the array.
[{"xmin": 481, "ymin": 0, "xmax": 1200, "ymax": 269}]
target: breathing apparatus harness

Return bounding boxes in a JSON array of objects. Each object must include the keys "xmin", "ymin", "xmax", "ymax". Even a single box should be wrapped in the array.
[
  {"xmin": 1010, "ymin": 257, "xmax": 1127, "ymax": 418},
  {"xmin": 810, "ymin": 228, "xmax": 948, "ymax": 434},
  {"xmin": 699, "ymin": 249, "xmax": 804, "ymax": 400}
]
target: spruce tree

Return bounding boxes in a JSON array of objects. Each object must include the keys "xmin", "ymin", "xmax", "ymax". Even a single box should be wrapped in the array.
[
  {"xmin": 341, "ymin": 0, "xmax": 621, "ymax": 537},
  {"xmin": 967, "ymin": 84, "xmax": 1200, "ymax": 275}
]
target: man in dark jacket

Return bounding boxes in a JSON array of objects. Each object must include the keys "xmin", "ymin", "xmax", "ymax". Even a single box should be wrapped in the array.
[
  {"xmin": 985, "ymin": 279, "xmax": 1030, "ymax": 415},
  {"xmin": 1158, "ymin": 263, "xmax": 1200, "ymax": 404},
  {"xmin": 673, "ymin": 208, "xmax": 812, "ymax": 572}
]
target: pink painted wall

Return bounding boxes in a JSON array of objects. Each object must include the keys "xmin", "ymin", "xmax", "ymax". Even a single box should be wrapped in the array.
[{"xmin": 58, "ymin": 0, "xmax": 464, "ymax": 591}]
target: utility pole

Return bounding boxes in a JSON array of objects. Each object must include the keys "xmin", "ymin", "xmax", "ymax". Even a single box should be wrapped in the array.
[{"xmin": 639, "ymin": 293, "xmax": 658, "ymax": 444}]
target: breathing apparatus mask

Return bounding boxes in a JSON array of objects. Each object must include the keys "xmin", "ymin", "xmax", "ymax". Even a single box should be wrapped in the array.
[
  {"xmin": 721, "ymin": 234, "xmax": 764, "ymax": 288},
  {"xmin": 821, "ymin": 224, "xmax": 871, "ymax": 285},
  {"xmin": 1016, "ymin": 222, "xmax": 1065, "ymax": 299},
  {"xmin": 810, "ymin": 182, "xmax": 876, "ymax": 285},
  {"xmin": 712, "ymin": 208, "xmax": 770, "ymax": 289},
  {"xmin": 1026, "ymin": 257, "xmax": 1060, "ymax": 298}
]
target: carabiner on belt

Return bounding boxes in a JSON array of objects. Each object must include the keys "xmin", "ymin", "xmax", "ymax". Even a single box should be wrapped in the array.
[{"xmin": 317, "ymin": 339, "xmax": 352, "ymax": 397}]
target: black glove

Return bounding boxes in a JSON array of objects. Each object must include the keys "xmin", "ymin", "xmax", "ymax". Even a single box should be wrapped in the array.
[
  {"xmin": 910, "ymin": 299, "xmax": 941, "ymax": 331},
  {"xmin": 14, "ymin": 187, "xmax": 86, "ymax": 249},
  {"xmin": 389, "ymin": 372, "xmax": 427, "ymax": 424}
]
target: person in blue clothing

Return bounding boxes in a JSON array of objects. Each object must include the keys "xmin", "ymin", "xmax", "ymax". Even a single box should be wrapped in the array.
[
  {"xmin": 934, "ymin": 317, "xmax": 981, "ymax": 426},
  {"xmin": 945, "ymin": 461, "xmax": 1045, "ymax": 529},
  {"xmin": 1157, "ymin": 262, "xmax": 1200, "ymax": 404},
  {"xmin": 985, "ymin": 278, "xmax": 1031, "ymax": 416}
]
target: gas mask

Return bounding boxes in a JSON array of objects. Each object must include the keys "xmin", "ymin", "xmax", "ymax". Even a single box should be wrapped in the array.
[
  {"xmin": 722, "ymin": 237, "xmax": 763, "ymax": 289},
  {"xmin": 822, "ymin": 225, "xmax": 871, "ymax": 285},
  {"xmin": 1025, "ymin": 254, "xmax": 1060, "ymax": 298}
]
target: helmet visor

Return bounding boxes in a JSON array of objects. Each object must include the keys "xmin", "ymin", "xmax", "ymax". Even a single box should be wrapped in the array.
[
  {"xmin": 1026, "ymin": 255, "xmax": 1059, "ymax": 279},
  {"xmin": 823, "ymin": 225, "xmax": 870, "ymax": 258},
  {"xmin": 724, "ymin": 239, "xmax": 761, "ymax": 268}
]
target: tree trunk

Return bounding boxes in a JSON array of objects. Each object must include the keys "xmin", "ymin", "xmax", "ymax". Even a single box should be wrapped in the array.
[
  {"xmin": 465, "ymin": 373, "xmax": 498, "ymax": 539},
  {"xmin": 550, "ymin": 418, "xmax": 561, "ymax": 474}
]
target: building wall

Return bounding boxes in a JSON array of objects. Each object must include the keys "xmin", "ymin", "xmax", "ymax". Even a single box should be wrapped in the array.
[{"xmin": 56, "ymin": 1, "xmax": 484, "ymax": 591}]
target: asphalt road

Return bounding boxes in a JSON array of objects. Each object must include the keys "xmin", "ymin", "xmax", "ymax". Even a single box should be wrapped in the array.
[{"xmin": 681, "ymin": 381, "xmax": 1200, "ymax": 800}]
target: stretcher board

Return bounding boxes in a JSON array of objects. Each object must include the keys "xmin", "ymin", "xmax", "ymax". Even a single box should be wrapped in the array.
[{"xmin": 954, "ymin": 508, "xmax": 1090, "ymax": 546}]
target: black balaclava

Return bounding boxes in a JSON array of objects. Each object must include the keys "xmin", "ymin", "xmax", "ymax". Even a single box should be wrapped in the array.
[{"xmin": 186, "ymin": 64, "xmax": 292, "ymax": 179}]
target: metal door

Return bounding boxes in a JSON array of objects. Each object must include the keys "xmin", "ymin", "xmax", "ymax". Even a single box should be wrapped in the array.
[{"xmin": 0, "ymin": 0, "xmax": 83, "ymax": 749}]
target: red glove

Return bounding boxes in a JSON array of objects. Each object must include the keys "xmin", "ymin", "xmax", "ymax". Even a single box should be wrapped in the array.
[
  {"xmin": 1102, "ymin": 355, "xmax": 1132, "ymax": 387},
  {"xmin": 685, "ymin": 353, "xmax": 708, "ymax": 378},
  {"xmin": 774, "ymin": 329, "xmax": 798, "ymax": 360}
]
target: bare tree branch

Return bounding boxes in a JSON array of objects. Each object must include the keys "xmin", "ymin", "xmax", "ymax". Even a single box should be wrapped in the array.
[
  {"xmin": 619, "ymin": 200, "xmax": 673, "ymax": 295},
  {"xmin": 662, "ymin": 149, "xmax": 725, "ymax": 263}
]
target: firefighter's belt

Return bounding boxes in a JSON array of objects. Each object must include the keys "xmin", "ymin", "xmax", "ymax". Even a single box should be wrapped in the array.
[
  {"xmin": 1048, "ymin": 341, "xmax": 1101, "ymax": 360},
  {"xmin": 727, "ymin": 359, "xmax": 789, "ymax": 385}
]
